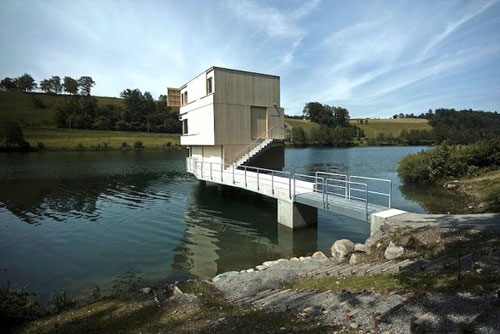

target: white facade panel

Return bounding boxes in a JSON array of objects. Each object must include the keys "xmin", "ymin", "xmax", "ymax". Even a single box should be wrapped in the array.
[{"xmin": 180, "ymin": 94, "xmax": 215, "ymax": 145}]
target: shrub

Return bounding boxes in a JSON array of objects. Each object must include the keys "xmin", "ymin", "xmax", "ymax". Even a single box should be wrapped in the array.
[
  {"xmin": 48, "ymin": 291, "xmax": 76, "ymax": 313},
  {"xmin": 37, "ymin": 142, "xmax": 45, "ymax": 150},
  {"xmin": 398, "ymin": 140, "xmax": 500, "ymax": 184},
  {"xmin": 0, "ymin": 282, "xmax": 40, "ymax": 329},
  {"xmin": 77, "ymin": 142, "xmax": 84, "ymax": 150},
  {"xmin": 134, "ymin": 141, "xmax": 144, "ymax": 149},
  {"xmin": 121, "ymin": 141, "xmax": 128, "ymax": 148}
]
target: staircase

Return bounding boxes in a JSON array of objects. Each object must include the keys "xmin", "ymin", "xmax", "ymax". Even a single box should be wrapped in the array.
[{"xmin": 233, "ymin": 139, "xmax": 273, "ymax": 166}]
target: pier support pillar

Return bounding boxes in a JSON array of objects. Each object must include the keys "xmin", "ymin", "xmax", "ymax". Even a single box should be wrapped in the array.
[{"xmin": 277, "ymin": 200, "xmax": 317, "ymax": 229}]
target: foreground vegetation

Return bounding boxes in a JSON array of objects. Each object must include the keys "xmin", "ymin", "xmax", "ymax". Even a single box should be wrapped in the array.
[
  {"xmin": 398, "ymin": 140, "xmax": 500, "ymax": 184},
  {"xmin": 6, "ymin": 281, "xmax": 334, "ymax": 334}
]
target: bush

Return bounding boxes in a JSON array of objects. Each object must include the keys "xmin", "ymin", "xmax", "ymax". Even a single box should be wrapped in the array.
[
  {"xmin": 0, "ymin": 283, "xmax": 40, "ymax": 329},
  {"xmin": 134, "ymin": 141, "xmax": 144, "ymax": 149},
  {"xmin": 121, "ymin": 141, "xmax": 128, "ymax": 148},
  {"xmin": 37, "ymin": 142, "xmax": 45, "ymax": 150},
  {"xmin": 398, "ymin": 140, "xmax": 500, "ymax": 184},
  {"xmin": 77, "ymin": 142, "xmax": 84, "ymax": 150},
  {"xmin": 48, "ymin": 291, "xmax": 76, "ymax": 313}
]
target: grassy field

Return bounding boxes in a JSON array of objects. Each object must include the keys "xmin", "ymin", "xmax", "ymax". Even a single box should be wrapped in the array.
[
  {"xmin": 0, "ymin": 91, "xmax": 180, "ymax": 151},
  {"xmin": 0, "ymin": 91, "xmax": 125, "ymax": 128},
  {"xmin": 21, "ymin": 127, "xmax": 180, "ymax": 151},
  {"xmin": 285, "ymin": 117, "xmax": 431, "ymax": 139},
  {"xmin": 350, "ymin": 118, "xmax": 431, "ymax": 138}
]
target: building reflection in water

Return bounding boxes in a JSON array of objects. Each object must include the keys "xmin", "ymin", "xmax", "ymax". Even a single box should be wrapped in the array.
[{"xmin": 171, "ymin": 181, "xmax": 318, "ymax": 279}]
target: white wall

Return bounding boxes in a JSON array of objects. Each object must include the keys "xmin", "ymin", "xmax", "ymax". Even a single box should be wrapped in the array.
[
  {"xmin": 180, "ymin": 68, "xmax": 214, "ymax": 104},
  {"xmin": 180, "ymin": 94, "xmax": 215, "ymax": 145}
]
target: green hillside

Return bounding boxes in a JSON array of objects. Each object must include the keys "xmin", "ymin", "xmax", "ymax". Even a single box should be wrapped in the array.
[
  {"xmin": 0, "ymin": 91, "xmax": 180, "ymax": 151},
  {"xmin": 285, "ymin": 117, "xmax": 431, "ymax": 139},
  {"xmin": 0, "ymin": 91, "xmax": 124, "ymax": 128},
  {"xmin": 350, "ymin": 118, "xmax": 431, "ymax": 138}
]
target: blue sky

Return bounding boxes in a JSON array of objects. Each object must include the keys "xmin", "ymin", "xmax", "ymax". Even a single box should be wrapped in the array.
[{"xmin": 1, "ymin": 0, "xmax": 499, "ymax": 117}]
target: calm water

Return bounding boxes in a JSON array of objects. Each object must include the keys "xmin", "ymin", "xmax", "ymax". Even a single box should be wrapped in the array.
[{"xmin": 0, "ymin": 146, "xmax": 429, "ymax": 298}]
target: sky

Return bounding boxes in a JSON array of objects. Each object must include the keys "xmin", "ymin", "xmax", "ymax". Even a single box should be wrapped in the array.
[{"xmin": 1, "ymin": 0, "xmax": 499, "ymax": 117}]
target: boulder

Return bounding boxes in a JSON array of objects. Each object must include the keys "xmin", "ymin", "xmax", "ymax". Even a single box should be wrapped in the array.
[
  {"xmin": 384, "ymin": 241, "xmax": 404, "ymax": 260},
  {"xmin": 349, "ymin": 253, "xmax": 360, "ymax": 265},
  {"xmin": 330, "ymin": 239, "xmax": 354, "ymax": 262},
  {"xmin": 312, "ymin": 251, "xmax": 328, "ymax": 260},
  {"xmin": 354, "ymin": 243, "xmax": 366, "ymax": 253}
]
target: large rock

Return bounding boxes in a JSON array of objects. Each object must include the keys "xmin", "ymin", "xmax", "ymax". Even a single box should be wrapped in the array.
[
  {"xmin": 330, "ymin": 239, "xmax": 354, "ymax": 262},
  {"xmin": 312, "ymin": 251, "xmax": 328, "ymax": 260},
  {"xmin": 349, "ymin": 253, "xmax": 360, "ymax": 265},
  {"xmin": 384, "ymin": 241, "xmax": 404, "ymax": 260},
  {"xmin": 354, "ymin": 243, "xmax": 366, "ymax": 253}
]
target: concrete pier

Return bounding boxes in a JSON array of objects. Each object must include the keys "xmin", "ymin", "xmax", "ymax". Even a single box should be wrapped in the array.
[{"xmin": 277, "ymin": 199, "xmax": 318, "ymax": 229}]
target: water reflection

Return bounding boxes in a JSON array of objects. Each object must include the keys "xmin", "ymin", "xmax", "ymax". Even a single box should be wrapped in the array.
[
  {"xmin": 172, "ymin": 182, "xmax": 318, "ymax": 278},
  {"xmin": 399, "ymin": 183, "xmax": 470, "ymax": 213}
]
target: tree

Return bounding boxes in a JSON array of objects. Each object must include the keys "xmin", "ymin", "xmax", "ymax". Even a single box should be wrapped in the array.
[
  {"xmin": 0, "ymin": 77, "xmax": 17, "ymax": 91},
  {"xmin": 40, "ymin": 79, "xmax": 52, "ymax": 93},
  {"xmin": 15, "ymin": 73, "xmax": 37, "ymax": 92},
  {"xmin": 63, "ymin": 76, "xmax": 79, "ymax": 95},
  {"xmin": 332, "ymin": 106, "xmax": 349, "ymax": 127},
  {"xmin": 78, "ymin": 76, "xmax": 95, "ymax": 96},
  {"xmin": 143, "ymin": 91, "xmax": 155, "ymax": 132},
  {"xmin": 3, "ymin": 121, "xmax": 25, "ymax": 148},
  {"xmin": 50, "ymin": 76, "xmax": 62, "ymax": 94},
  {"xmin": 293, "ymin": 127, "xmax": 307, "ymax": 145}
]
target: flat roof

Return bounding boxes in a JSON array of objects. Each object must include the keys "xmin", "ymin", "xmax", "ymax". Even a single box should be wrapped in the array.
[{"xmin": 178, "ymin": 66, "xmax": 279, "ymax": 89}]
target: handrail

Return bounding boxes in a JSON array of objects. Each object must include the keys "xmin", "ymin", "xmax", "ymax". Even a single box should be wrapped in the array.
[
  {"xmin": 233, "ymin": 126, "xmax": 284, "ymax": 164},
  {"xmin": 186, "ymin": 157, "xmax": 392, "ymax": 218}
]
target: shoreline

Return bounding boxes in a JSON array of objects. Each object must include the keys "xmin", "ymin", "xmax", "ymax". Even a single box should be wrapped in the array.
[{"xmin": 10, "ymin": 211, "xmax": 500, "ymax": 333}]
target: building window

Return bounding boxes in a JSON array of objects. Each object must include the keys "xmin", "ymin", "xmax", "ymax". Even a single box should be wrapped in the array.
[
  {"xmin": 184, "ymin": 91, "xmax": 188, "ymax": 105},
  {"xmin": 206, "ymin": 77, "xmax": 213, "ymax": 95},
  {"xmin": 182, "ymin": 119, "xmax": 188, "ymax": 135}
]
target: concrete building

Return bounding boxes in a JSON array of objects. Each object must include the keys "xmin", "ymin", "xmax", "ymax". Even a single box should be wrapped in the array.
[{"xmin": 167, "ymin": 66, "xmax": 285, "ymax": 169}]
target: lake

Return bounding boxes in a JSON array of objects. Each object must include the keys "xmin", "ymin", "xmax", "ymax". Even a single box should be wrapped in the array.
[{"xmin": 0, "ymin": 146, "xmax": 430, "ymax": 299}]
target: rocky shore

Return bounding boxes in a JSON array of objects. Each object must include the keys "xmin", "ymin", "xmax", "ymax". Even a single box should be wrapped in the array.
[{"xmin": 14, "ymin": 213, "xmax": 500, "ymax": 333}]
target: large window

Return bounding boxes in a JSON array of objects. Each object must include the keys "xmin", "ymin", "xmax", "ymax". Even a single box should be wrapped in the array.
[
  {"xmin": 181, "ymin": 91, "xmax": 188, "ymax": 106},
  {"xmin": 206, "ymin": 77, "xmax": 213, "ymax": 95},
  {"xmin": 182, "ymin": 119, "xmax": 188, "ymax": 135}
]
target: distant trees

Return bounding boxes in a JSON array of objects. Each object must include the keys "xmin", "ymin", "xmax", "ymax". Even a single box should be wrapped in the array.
[
  {"xmin": 0, "ymin": 74, "xmax": 36, "ymax": 92},
  {"xmin": 78, "ymin": 76, "xmax": 95, "ymax": 96},
  {"xmin": 1, "ymin": 74, "xmax": 95, "ymax": 96},
  {"xmin": 63, "ymin": 76, "xmax": 79, "ymax": 95},
  {"xmin": 294, "ymin": 102, "xmax": 362, "ymax": 146},
  {"xmin": 0, "ymin": 121, "xmax": 30, "ymax": 151},
  {"xmin": 54, "ymin": 88, "xmax": 180, "ymax": 133}
]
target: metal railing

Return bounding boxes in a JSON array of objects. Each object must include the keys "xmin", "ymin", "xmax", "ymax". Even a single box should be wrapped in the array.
[
  {"xmin": 233, "ymin": 126, "xmax": 284, "ymax": 165},
  {"xmin": 186, "ymin": 157, "xmax": 392, "ymax": 218}
]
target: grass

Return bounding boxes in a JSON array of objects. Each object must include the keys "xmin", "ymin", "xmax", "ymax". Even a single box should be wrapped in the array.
[
  {"xmin": 285, "ymin": 117, "xmax": 431, "ymax": 140},
  {"xmin": 458, "ymin": 170, "xmax": 500, "ymax": 213},
  {"xmin": 0, "ymin": 91, "xmax": 125, "ymax": 128},
  {"xmin": 19, "ymin": 127, "xmax": 180, "ymax": 151},
  {"xmin": 290, "ymin": 272, "xmax": 498, "ymax": 295},
  {"xmin": 350, "ymin": 118, "xmax": 431, "ymax": 138},
  {"xmin": 14, "ymin": 281, "xmax": 337, "ymax": 334}
]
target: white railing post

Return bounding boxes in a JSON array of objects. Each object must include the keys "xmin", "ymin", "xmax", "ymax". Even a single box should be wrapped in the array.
[
  {"xmin": 293, "ymin": 174, "xmax": 296, "ymax": 200},
  {"xmin": 244, "ymin": 166, "xmax": 247, "ymax": 187},
  {"xmin": 272, "ymin": 171, "xmax": 274, "ymax": 194},
  {"xmin": 221, "ymin": 164, "xmax": 223, "ymax": 182},
  {"xmin": 232, "ymin": 164, "xmax": 235, "ymax": 184},
  {"xmin": 325, "ymin": 179, "xmax": 329, "ymax": 208},
  {"xmin": 365, "ymin": 184, "xmax": 369, "ymax": 219},
  {"xmin": 210, "ymin": 162, "xmax": 213, "ymax": 180},
  {"xmin": 389, "ymin": 180, "xmax": 392, "ymax": 208},
  {"xmin": 257, "ymin": 168, "xmax": 260, "ymax": 191},
  {"xmin": 201, "ymin": 161, "xmax": 204, "ymax": 178},
  {"xmin": 323, "ymin": 177, "xmax": 326, "ymax": 207}
]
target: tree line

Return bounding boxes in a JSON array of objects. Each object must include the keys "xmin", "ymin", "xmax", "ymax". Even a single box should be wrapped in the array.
[
  {"xmin": 1, "ymin": 73, "xmax": 96, "ymax": 96},
  {"xmin": 292, "ymin": 102, "xmax": 364, "ymax": 146},
  {"xmin": 55, "ymin": 90, "xmax": 180, "ymax": 133}
]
